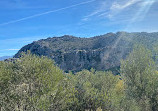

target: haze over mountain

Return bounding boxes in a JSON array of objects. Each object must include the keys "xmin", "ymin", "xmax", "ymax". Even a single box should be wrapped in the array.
[
  {"xmin": 0, "ymin": 56, "xmax": 12, "ymax": 61},
  {"xmin": 15, "ymin": 32, "xmax": 158, "ymax": 73}
]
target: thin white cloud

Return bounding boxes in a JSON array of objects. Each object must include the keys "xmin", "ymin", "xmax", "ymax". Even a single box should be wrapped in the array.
[
  {"xmin": 0, "ymin": 49, "xmax": 19, "ymax": 51},
  {"xmin": 107, "ymin": 0, "xmax": 143, "ymax": 19},
  {"xmin": 82, "ymin": 0, "xmax": 143, "ymax": 21},
  {"xmin": 0, "ymin": 0, "xmax": 96, "ymax": 26},
  {"xmin": 110, "ymin": 0, "xmax": 141, "ymax": 11},
  {"xmin": 126, "ymin": 0, "xmax": 156, "ymax": 29},
  {"xmin": 7, "ymin": 49, "xmax": 19, "ymax": 51},
  {"xmin": 82, "ymin": 0, "xmax": 108, "ymax": 21}
]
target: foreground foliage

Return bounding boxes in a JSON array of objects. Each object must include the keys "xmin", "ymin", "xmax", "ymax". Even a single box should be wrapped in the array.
[
  {"xmin": 121, "ymin": 46, "xmax": 158, "ymax": 111},
  {"xmin": 1, "ymin": 46, "xmax": 158, "ymax": 111}
]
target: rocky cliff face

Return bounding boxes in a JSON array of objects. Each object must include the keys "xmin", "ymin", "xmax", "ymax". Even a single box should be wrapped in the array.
[
  {"xmin": 53, "ymin": 47, "xmax": 130, "ymax": 72},
  {"xmin": 14, "ymin": 32, "xmax": 158, "ymax": 73}
]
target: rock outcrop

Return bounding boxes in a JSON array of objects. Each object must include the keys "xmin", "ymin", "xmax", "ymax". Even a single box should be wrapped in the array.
[{"xmin": 14, "ymin": 32, "xmax": 158, "ymax": 73}]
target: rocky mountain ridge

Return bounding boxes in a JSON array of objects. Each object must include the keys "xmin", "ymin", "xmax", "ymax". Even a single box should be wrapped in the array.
[{"xmin": 14, "ymin": 32, "xmax": 158, "ymax": 73}]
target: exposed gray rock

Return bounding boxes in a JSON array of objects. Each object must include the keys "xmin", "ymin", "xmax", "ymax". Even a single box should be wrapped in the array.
[{"xmin": 14, "ymin": 32, "xmax": 158, "ymax": 73}]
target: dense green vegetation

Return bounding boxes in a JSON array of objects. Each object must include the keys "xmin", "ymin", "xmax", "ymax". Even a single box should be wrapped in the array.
[{"xmin": 1, "ymin": 46, "xmax": 158, "ymax": 111}]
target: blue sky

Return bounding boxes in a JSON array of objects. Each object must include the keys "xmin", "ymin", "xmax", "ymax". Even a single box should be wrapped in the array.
[{"xmin": 0, "ymin": 0, "xmax": 158, "ymax": 56}]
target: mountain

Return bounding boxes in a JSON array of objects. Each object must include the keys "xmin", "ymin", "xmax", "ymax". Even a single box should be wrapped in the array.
[
  {"xmin": 0, "ymin": 56, "xmax": 12, "ymax": 61},
  {"xmin": 14, "ymin": 32, "xmax": 158, "ymax": 73}
]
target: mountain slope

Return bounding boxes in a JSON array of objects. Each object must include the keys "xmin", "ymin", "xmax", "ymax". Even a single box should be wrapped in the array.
[{"xmin": 14, "ymin": 32, "xmax": 158, "ymax": 73}]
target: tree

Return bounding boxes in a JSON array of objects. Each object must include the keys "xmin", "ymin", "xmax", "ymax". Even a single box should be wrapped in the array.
[
  {"xmin": 121, "ymin": 46, "xmax": 158, "ymax": 111},
  {"xmin": 0, "ymin": 52, "xmax": 76, "ymax": 111},
  {"xmin": 72, "ymin": 69, "xmax": 122, "ymax": 111}
]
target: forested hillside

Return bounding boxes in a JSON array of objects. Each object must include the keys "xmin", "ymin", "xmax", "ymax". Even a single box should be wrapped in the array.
[
  {"xmin": 1, "ymin": 46, "xmax": 158, "ymax": 111},
  {"xmin": 14, "ymin": 32, "xmax": 158, "ymax": 73}
]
